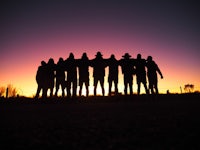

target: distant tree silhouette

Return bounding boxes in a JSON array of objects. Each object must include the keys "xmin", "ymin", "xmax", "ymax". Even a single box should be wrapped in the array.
[
  {"xmin": 184, "ymin": 84, "xmax": 194, "ymax": 93},
  {"xmin": 6, "ymin": 84, "xmax": 18, "ymax": 98}
]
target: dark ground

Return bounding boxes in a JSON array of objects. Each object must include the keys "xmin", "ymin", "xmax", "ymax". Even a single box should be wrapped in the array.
[{"xmin": 0, "ymin": 94, "xmax": 200, "ymax": 150}]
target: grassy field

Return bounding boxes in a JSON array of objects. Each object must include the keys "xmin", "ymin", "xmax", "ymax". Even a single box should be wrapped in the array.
[{"xmin": 0, "ymin": 94, "xmax": 200, "ymax": 149}]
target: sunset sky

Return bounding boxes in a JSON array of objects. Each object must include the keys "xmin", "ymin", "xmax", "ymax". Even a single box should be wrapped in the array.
[{"xmin": 1, "ymin": 0, "xmax": 200, "ymax": 97}]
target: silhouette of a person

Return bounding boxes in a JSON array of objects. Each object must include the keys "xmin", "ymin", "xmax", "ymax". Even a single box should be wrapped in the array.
[
  {"xmin": 55, "ymin": 57, "xmax": 66, "ymax": 97},
  {"xmin": 119, "ymin": 53, "xmax": 135, "ymax": 95},
  {"xmin": 91, "ymin": 52, "xmax": 107, "ymax": 96},
  {"xmin": 46, "ymin": 58, "xmax": 56, "ymax": 98},
  {"xmin": 146, "ymin": 56, "xmax": 163, "ymax": 94},
  {"xmin": 135, "ymin": 54, "xmax": 149, "ymax": 95},
  {"xmin": 65, "ymin": 53, "xmax": 77, "ymax": 97},
  {"xmin": 107, "ymin": 54, "xmax": 119, "ymax": 96},
  {"xmin": 77, "ymin": 53, "xmax": 91, "ymax": 97},
  {"xmin": 35, "ymin": 60, "xmax": 47, "ymax": 98}
]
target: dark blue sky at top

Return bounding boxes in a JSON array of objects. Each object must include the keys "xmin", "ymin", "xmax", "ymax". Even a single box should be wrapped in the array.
[{"xmin": 1, "ymin": 0, "xmax": 200, "ymax": 57}]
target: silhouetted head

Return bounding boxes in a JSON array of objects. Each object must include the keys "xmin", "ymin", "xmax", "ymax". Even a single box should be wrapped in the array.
[
  {"xmin": 95, "ymin": 51, "xmax": 103, "ymax": 58},
  {"xmin": 147, "ymin": 56, "xmax": 152, "ymax": 61},
  {"xmin": 110, "ymin": 54, "xmax": 116, "ymax": 60},
  {"xmin": 41, "ymin": 61, "xmax": 46, "ymax": 66},
  {"xmin": 122, "ymin": 53, "xmax": 131, "ymax": 59},
  {"xmin": 81, "ymin": 52, "xmax": 88, "ymax": 59},
  {"xmin": 59, "ymin": 57, "xmax": 64, "ymax": 62},
  {"xmin": 69, "ymin": 53, "xmax": 74, "ymax": 59},
  {"xmin": 137, "ymin": 54, "xmax": 141, "ymax": 59},
  {"xmin": 48, "ymin": 58, "xmax": 55, "ymax": 65}
]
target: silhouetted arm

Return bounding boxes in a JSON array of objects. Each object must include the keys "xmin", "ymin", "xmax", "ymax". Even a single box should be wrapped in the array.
[{"xmin": 156, "ymin": 64, "xmax": 163, "ymax": 79}]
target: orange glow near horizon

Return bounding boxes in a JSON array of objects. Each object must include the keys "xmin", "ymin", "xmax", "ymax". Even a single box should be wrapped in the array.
[
  {"xmin": 1, "ymin": 45, "xmax": 200, "ymax": 97},
  {"xmin": 1, "ymin": 59, "xmax": 200, "ymax": 98}
]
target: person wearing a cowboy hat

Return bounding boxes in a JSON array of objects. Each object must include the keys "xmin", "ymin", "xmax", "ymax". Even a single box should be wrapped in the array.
[
  {"xmin": 77, "ymin": 52, "xmax": 91, "ymax": 97},
  {"xmin": 90, "ymin": 51, "xmax": 107, "ymax": 96},
  {"xmin": 146, "ymin": 56, "xmax": 163, "ymax": 94},
  {"xmin": 119, "ymin": 53, "xmax": 135, "ymax": 95}
]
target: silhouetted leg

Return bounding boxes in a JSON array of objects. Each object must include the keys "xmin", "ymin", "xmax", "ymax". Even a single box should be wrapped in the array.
[
  {"xmin": 137, "ymin": 82, "xmax": 141, "ymax": 95},
  {"xmin": 143, "ymin": 83, "xmax": 149, "ymax": 94},
  {"xmin": 55, "ymin": 89, "xmax": 58, "ymax": 97},
  {"xmin": 108, "ymin": 82, "xmax": 112, "ymax": 96},
  {"xmin": 35, "ymin": 84, "xmax": 42, "ymax": 98},
  {"xmin": 55, "ymin": 81, "xmax": 59, "ymax": 97},
  {"xmin": 94, "ymin": 79, "xmax": 98, "ymax": 96},
  {"xmin": 72, "ymin": 81, "xmax": 77, "ymax": 97},
  {"xmin": 124, "ymin": 83, "xmax": 127, "ymax": 95},
  {"xmin": 155, "ymin": 84, "xmax": 159, "ymax": 94},
  {"xmin": 61, "ymin": 86, "xmax": 65, "ymax": 97},
  {"xmin": 67, "ymin": 81, "xmax": 71, "ymax": 98},
  {"xmin": 114, "ymin": 81, "xmax": 118, "ymax": 95},
  {"xmin": 94, "ymin": 86, "xmax": 97, "ymax": 96},
  {"xmin": 79, "ymin": 84, "xmax": 83, "ymax": 96},
  {"xmin": 129, "ymin": 83, "xmax": 133, "ymax": 95},
  {"xmin": 149, "ymin": 84, "xmax": 154, "ymax": 94},
  {"xmin": 50, "ymin": 87, "xmax": 54, "ymax": 98},
  {"xmin": 100, "ymin": 79, "xmax": 105, "ymax": 96},
  {"xmin": 86, "ymin": 86, "xmax": 89, "ymax": 97},
  {"xmin": 42, "ymin": 87, "xmax": 47, "ymax": 98},
  {"xmin": 102, "ymin": 87, "xmax": 105, "ymax": 96},
  {"xmin": 55, "ymin": 85, "xmax": 59, "ymax": 97},
  {"xmin": 85, "ymin": 82, "xmax": 89, "ymax": 97}
]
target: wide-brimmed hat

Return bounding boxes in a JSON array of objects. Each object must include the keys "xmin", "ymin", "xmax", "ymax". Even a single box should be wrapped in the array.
[
  {"xmin": 95, "ymin": 51, "xmax": 103, "ymax": 57},
  {"xmin": 122, "ymin": 53, "xmax": 131, "ymax": 58}
]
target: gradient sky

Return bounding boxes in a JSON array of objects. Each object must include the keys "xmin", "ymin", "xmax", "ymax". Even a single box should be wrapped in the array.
[{"xmin": 1, "ymin": 0, "xmax": 200, "ymax": 96}]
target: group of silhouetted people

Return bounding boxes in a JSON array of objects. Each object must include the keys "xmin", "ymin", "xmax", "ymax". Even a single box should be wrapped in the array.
[{"xmin": 35, "ymin": 52, "xmax": 163, "ymax": 98}]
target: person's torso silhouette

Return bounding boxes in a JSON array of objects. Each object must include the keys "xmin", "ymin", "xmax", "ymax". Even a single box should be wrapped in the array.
[
  {"xmin": 135, "ymin": 54, "xmax": 148, "ymax": 95},
  {"xmin": 146, "ymin": 56, "xmax": 163, "ymax": 94},
  {"xmin": 107, "ymin": 54, "xmax": 119, "ymax": 96},
  {"xmin": 46, "ymin": 58, "xmax": 56, "ymax": 98},
  {"xmin": 35, "ymin": 61, "xmax": 47, "ymax": 98},
  {"xmin": 55, "ymin": 57, "xmax": 66, "ymax": 97},
  {"xmin": 77, "ymin": 53, "xmax": 91, "ymax": 96},
  {"xmin": 119, "ymin": 53, "xmax": 135, "ymax": 95},
  {"xmin": 65, "ymin": 53, "xmax": 77, "ymax": 97},
  {"xmin": 91, "ymin": 52, "xmax": 107, "ymax": 96}
]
